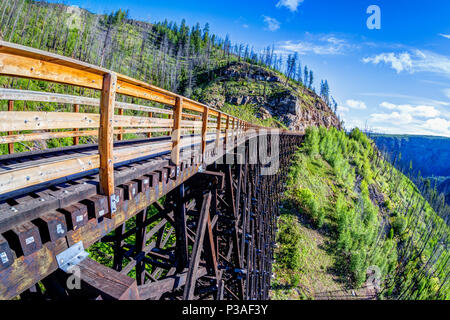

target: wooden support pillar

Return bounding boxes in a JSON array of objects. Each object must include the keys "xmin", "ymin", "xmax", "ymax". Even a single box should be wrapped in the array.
[
  {"xmin": 99, "ymin": 72, "xmax": 117, "ymax": 206},
  {"xmin": 171, "ymin": 96, "xmax": 183, "ymax": 166},
  {"xmin": 174, "ymin": 184, "xmax": 188, "ymax": 273},
  {"xmin": 7, "ymin": 100, "xmax": 14, "ymax": 154},
  {"xmin": 112, "ymin": 224, "xmax": 125, "ymax": 271},
  {"xmin": 135, "ymin": 210, "xmax": 146, "ymax": 285},
  {"xmin": 201, "ymin": 106, "xmax": 209, "ymax": 162},
  {"xmin": 117, "ymin": 108, "xmax": 123, "ymax": 141},
  {"xmin": 183, "ymin": 192, "xmax": 212, "ymax": 300}
]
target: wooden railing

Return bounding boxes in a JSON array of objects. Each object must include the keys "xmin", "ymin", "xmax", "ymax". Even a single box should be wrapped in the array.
[{"xmin": 0, "ymin": 41, "xmax": 261, "ymax": 209}]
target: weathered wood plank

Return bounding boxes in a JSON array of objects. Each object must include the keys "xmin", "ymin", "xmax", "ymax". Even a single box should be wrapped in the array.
[
  {"xmin": 0, "ymin": 41, "xmax": 238, "ymax": 123},
  {"xmin": 171, "ymin": 96, "xmax": 183, "ymax": 166},
  {"xmin": 0, "ymin": 52, "xmax": 103, "ymax": 89},
  {"xmin": 98, "ymin": 73, "xmax": 117, "ymax": 198},
  {"xmin": 77, "ymin": 258, "xmax": 140, "ymax": 300},
  {"xmin": 201, "ymin": 107, "xmax": 209, "ymax": 161},
  {"xmin": 0, "ymin": 128, "xmax": 172, "ymax": 144}
]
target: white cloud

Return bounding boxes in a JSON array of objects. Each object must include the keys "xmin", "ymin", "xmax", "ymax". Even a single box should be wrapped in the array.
[
  {"xmin": 263, "ymin": 16, "xmax": 280, "ymax": 31},
  {"xmin": 370, "ymin": 111, "xmax": 414, "ymax": 124},
  {"xmin": 440, "ymin": 34, "xmax": 450, "ymax": 39},
  {"xmin": 379, "ymin": 102, "xmax": 440, "ymax": 118},
  {"xmin": 346, "ymin": 99, "xmax": 367, "ymax": 110},
  {"xmin": 422, "ymin": 118, "xmax": 450, "ymax": 136},
  {"xmin": 367, "ymin": 102, "xmax": 450, "ymax": 137},
  {"xmin": 276, "ymin": 0, "xmax": 304, "ymax": 12},
  {"xmin": 277, "ymin": 35, "xmax": 355, "ymax": 55},
  {"xmin": 363, "ymin": 50, "xmax": 450, "ymax": 76},
  {"xmin": 362, "ymin": 52, "xmax": 413, "ymax": 73},
  {"xmin": 335, "ymin": 99, "xmax": 366, "ymax": 117}
]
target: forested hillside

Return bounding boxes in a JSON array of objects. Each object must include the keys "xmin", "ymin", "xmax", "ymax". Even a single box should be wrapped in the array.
[
  {"xmin": 0, "ymin": 0, "xmax": 339, "ymax": 136},
  {"xmin": 272, "ymin": 127, "xmax": 449, "ymax": 300}
]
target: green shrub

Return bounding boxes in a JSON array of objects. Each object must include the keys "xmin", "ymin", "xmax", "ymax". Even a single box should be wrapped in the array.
[
  {"xmin": 392, "ymin": 216, "xmax": 407, "ymax": 236},
  {"xmin": 276, "ymin": 215, "xmax": 302, "ymax": 270},
  {"xmin": 294, "ymin": 187, "xmax": 320, "ymax": 224}
]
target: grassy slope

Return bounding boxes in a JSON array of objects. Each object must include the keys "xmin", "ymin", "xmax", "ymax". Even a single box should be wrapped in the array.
[{"xmin": 271, "ymin": 126, "xmax": 449, "ymax": 300}]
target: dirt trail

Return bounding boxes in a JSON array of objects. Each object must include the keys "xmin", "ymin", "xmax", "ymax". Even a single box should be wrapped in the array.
[{"xmin": 271, "ymin": 213, "xmax": 378, "ymax": 300}]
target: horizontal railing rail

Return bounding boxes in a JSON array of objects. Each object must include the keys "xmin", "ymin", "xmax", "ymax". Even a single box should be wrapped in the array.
[{"xmin": 0, "ymin": 41, "xmax": 266, "ymax": 209}]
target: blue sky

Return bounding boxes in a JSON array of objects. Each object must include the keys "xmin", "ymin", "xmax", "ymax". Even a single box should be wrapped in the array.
[{"xmin": 51, "ymin": 0, "xmax": 450, "ymax": 137}]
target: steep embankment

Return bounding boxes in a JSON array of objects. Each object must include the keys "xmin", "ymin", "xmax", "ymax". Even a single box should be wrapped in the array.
[
  {"xmin": 195, "ymin": 61, "xmax": 341, "ymax": 131},
  {"xmin": 271, "ymin": 127, "xmax": 449, "ymax": 300}
]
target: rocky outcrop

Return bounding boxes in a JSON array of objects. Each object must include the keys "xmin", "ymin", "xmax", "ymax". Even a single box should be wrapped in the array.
[{"xmin": 200, "ymin": 62, "xmax": 341, "ymax": 132}]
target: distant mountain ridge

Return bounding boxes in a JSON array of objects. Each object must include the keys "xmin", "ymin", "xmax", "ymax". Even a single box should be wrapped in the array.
[
  {"xmin": 369, "ymin": 133, "xmax": 450, "ymax": 177},
  {"xmin": 369, "ymin": 133, "xmax": 450, "ymax": 206}
]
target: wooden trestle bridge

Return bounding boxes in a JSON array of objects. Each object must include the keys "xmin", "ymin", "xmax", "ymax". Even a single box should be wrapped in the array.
[{"xmin": 0, "ymin": 41, "xmax": 303, "ymax": 300}]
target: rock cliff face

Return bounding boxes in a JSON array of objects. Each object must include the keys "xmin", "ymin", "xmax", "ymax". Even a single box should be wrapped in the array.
[{"xmin": 198, "ymin": 62, "xmax": 341, "ymax": 132}]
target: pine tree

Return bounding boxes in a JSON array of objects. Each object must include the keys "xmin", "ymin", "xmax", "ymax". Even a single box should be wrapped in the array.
[
  {"xmin": 308, "ymin": 70, "xmax": 314, "ymax": 89},
  {"xmin": 303, "ymin": 66, "xmax": 308, "ymax": 85}
]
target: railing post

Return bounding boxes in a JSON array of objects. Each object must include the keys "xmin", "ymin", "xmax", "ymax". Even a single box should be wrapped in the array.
[
  {"xmin": 224, "ymin": 115, "xmax": 230, "ymax": 148},
  {"xmin": 73, "ymin": 104, "xmax": 80, "ymax": 145},
  {"xmin": 147, "ymin": 112, "xmax": 153, "ymax": 138},
  {"xmin": 99, "ymin": 72, "xmax": 117, "ymax": 213},
  {"xmin": 232, "ymin": 117, "xmax": 236, "ymax": 146},
  {"xmin": 215, "ymin": 112, "xmax": 222, "ymax": 154},
  {"xmin": 117, "ymin": 107, "xmax": 123, "ymax": 141},
  {"xmin": 7, "ymin": 100, "xmax": 14, "ymax": 154},
  {"xmin": 201, "ymin": 106, "xmax": 209, "ymax": 164},
  {"xmin": 171, "ymin": 96, "xmax": 183, "ymax": 166}
]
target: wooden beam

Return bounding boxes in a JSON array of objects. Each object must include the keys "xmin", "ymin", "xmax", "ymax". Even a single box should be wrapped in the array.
[
  {"xmin": 98, "ymin": 73, "xmax": 117, "ymax": 199},
  {"xmin": 174, "ymin": 184, "xmax": 188, "ymax": 273},
  {"xmin": 204, "ymin": 210, "xmax": 219, "ymax": 279},
  {"xmin": 183, "ymin": 192, "xmax": 212, "ymax": 300},
  {"xmin": 138, "ymin": 268, "xmax": 207, "ymax": 300},
  {"xmin": 77, "ymin": 258, "xmax": 140, "ymax": 300},
  {"xmin": 0, "ymin": 51, "xmax": 103, "ymax": 90},
  {"xmin": 0, "ymin": 42, "xmax": 232, "ymax": 122}
]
